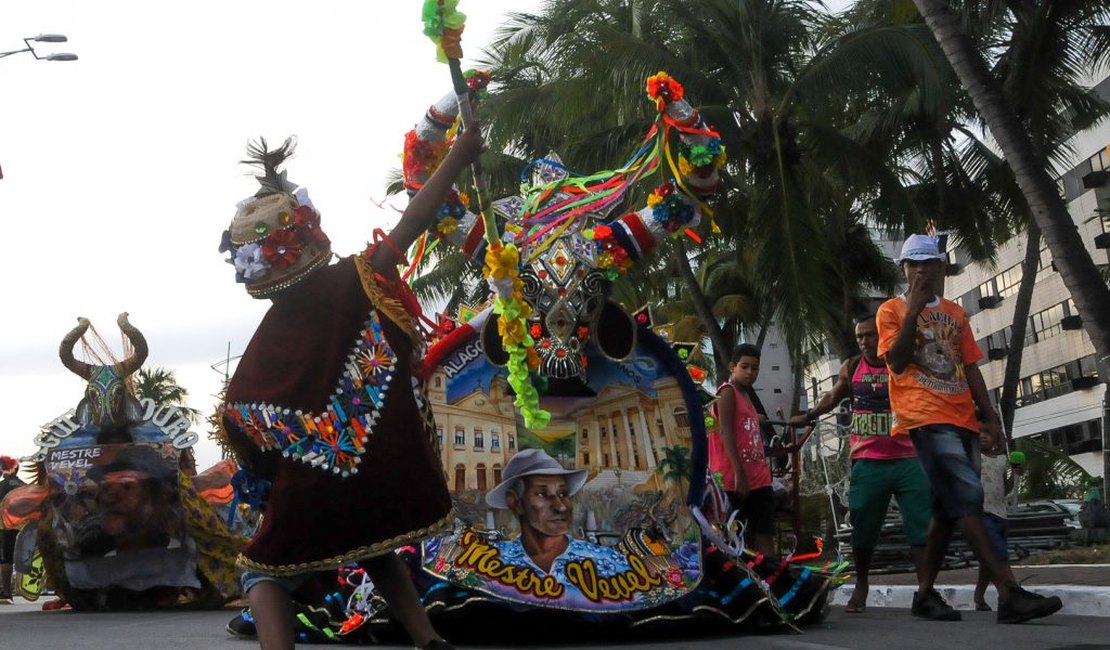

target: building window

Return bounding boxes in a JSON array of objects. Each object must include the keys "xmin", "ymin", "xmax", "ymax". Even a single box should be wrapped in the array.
[
  {"xmin": 434, "ymin": 376, "xmax": 442, "ymax": 388},
  {"xmin": 771, "ymin": 365, "xmax": 780, "ymax": 371},
  {"xmin": 1035, "ymin": 246, "xmax": 1054, "ymax": 281},
  {"xmin": 508, "ymin": 433, "xmax": 516, "ymax": 450},
  {"xmin": 493, "ymin": 464, "xmax": 502, "ymax": 485},
  {"xmin": 582, "ymin": 452, "xmax": 590, "ymax": 465},
  {"xmin": 601, "ymin": 426, "xmax": 608, "ymax": 438},
  {"xmin": 581, "ymin": 428, "xmax": 588, "ymax": 441},
  {"xmin": 436, "ymin": 425, "xmax": 444, "ymax": 448},
  {"xmin": 454, "ymin": 464, "xmax": 465, "ymax": 493},
  {"xmin": 1015, "ymin": 354, "xmax": 1099, "ymax": 407},
  {"xmin": 454, "ymin": 426, "xmax": 465, "ymax": 449},
  {"xmin": 673, "ymin": 407, "xmax": 690, "ymax": 428},
  {"xmin": 474, "ymin": 427, "xmax": 484, "ymax": 450},
  {"xmin": 491, "ymin": 430, "xmax": 500, "ymax": 451},
  {"xmin": 996, "ymin": 263, "xmax": 1023, "ymax": 299},
  {"xmin": 476, "ymin": 463, "xmax": 487, "ymax": 491},
  {"xmin": 1026, "ymin": 302, "xmax": 1066, "ymax": 345}
]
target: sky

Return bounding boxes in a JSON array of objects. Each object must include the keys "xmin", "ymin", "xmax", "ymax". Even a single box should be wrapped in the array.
[
  {"xmin": 1, "ymin": 0, "xmax": 857, "ymax": 474},
  {"xmin": 0, "ymin": 0, "xmax": 544, "ymax": 472}
]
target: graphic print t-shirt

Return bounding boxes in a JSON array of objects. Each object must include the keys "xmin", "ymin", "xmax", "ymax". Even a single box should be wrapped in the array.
[
  {"xmin": 876, "ymin": 295, "xmax": 982, "ymax": 435},
  {"xmin": 849, "ymin": 357, "xmax": 916, "ymax": 460}
]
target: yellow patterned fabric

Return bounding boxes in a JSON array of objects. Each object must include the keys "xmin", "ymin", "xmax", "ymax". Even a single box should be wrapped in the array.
[{"xmin": 178, "ymin": 471, "xmax": 248, "ymax": 606}]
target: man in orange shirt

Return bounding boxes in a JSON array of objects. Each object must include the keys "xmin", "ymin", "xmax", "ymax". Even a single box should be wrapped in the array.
[{"xmin": 877, "ymin": 234, "xmax": 1061, "ymax": 624}]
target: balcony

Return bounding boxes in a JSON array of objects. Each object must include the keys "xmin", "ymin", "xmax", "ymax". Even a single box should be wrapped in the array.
[
  {"xmin": 946, "ymin": 263, "xmax": 963, "ymax": 276},
  {"xmin": 1095, "ymin": 232, "xmax": 1110, "ymax": 250},
  {"xmin": 978, "ymin": 295, "xmax": 1004, "ymax": 310},
  {"xmin": 1082, "ymin": 170, "xmax": 1109, "ymax": 189},
  {"xmin": 1061, "ymin": 315, "xmax": 1083, "ymax": 331},
  {"xmin": 987, "ymin": 347, "xmax": 1008, "ymax": 361},
  {"xmin": 1071, "ymin": 376, "xmax": 1100, "ymax": 391}
]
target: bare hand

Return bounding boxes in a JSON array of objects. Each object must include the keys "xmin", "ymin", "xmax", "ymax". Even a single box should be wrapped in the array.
[
  {"xmin": 446, "ymin": 122, "xmax": 485, "ymax": 167},
  {"xmin": 733, "ymin": 469, "xmax": 750, "ymax": 501},
  {"xmin": 906, "ymin": 274, "xmax": 933, "ymax": 314},
  {"xmin": 980, "ymin": 417, "xmax": 1004, "ymax": 454}
]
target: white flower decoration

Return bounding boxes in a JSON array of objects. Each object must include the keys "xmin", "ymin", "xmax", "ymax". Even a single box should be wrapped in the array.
[{"xmin": 234, "ymin": 243, "xmax": 269, "ymax": 282}]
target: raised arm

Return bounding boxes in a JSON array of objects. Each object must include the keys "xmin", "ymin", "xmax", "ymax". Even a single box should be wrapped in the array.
[
  {"xmin": 371, "ymin": 123, "xmax": 484, "ymax": 272},
  {"xmin": 789, "ymin": 360, "xmax": 852, "ymax": 427}
]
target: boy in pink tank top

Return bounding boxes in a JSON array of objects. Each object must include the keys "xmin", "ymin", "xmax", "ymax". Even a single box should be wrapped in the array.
[{"xmin": 709, "ymin": 343, "xmax": 776, "ymax": 557}]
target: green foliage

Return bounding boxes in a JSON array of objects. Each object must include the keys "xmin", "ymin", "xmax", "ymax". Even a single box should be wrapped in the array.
[
  {"xmin": 1017, "ymin": 436, "xmax": 1095, "ymax": 500},
  {"xmin": 132, "ymin": 366, "xmax": 201, "ymax": 424}
]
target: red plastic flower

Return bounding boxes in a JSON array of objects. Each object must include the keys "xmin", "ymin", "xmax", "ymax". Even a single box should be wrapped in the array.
[
  {"xmin": 665, "ymin": 566, "xmax": 684, "ymax": 588},
  {"xmin": 646, "ymin": 72, "xmax": 685, "ymax": 106},
  {"xmin": 689, "ymin": 366, "xmax": 707, "ymax": 382},
  {"xmin": 531, "ymin": 324, "xmax": 543, "ymax": 338},
  {"xmin": 293, "ymin": 205, "xmax": 328, "ymax": 242},
  {"xmin": 593, "ymin": 224, "xmax": 613, "ymax": 239},
  {"xmin": 262, "ymin": 229, "xmax": 302, "ymax": 269}
]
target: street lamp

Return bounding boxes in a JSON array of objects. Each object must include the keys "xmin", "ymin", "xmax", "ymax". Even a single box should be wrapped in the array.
[{"xmin": 0, "ymin": 34, "xmax": 78, "ymax": 61}]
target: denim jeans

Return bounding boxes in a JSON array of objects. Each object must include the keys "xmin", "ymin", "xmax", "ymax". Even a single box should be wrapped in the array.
[{"xmin": 909, "ymin": 424, "xmax": 984, "ymax": 521}]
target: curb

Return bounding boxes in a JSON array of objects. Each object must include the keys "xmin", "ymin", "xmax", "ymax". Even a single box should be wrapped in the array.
[{"xmin": 829, "ymin": 584, "xmax": 1110, "ymax": 617}]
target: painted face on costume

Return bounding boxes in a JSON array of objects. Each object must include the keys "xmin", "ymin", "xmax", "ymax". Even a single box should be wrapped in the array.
[
  {"xmin": 96, "ymin": 470, "xmax": 155, "ymax": 535},
  {"xmin": 855, "ymin": 320, "xmax": 879, "ymax": 360},
  {"xmin": 729, "ymin": 355, "xmax": 760, "ymax": 388},
  {"xmin": 902, "ymin": 259, "xmax": 945, "ymax": 298},
  {"xmin": 511, "ymin": 474, "xmax": 573, "ymax": 538}
]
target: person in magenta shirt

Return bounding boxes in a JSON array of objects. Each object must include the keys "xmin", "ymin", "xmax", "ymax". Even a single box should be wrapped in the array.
[
  {"xmin": 790, "ymin": 315, "xmax": 930, "ymax": 613},
  {"xmin": 709, "ymin": 343, "xmax": 776, "ymax": 557}
]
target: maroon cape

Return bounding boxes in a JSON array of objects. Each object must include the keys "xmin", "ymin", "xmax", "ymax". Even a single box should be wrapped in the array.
[{"xmin": 224, "ymin": 256, "xmax": 452, "ymax": 574}]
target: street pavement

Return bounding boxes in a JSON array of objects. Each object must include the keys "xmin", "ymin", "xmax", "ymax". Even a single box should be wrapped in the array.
[
  {"xmin": 829, "ymin": 563, "xmax": 1110, "ymax": 617},
  {"xmin": 2, "ymin": 597, "xmax": 1110, "ymax": 649}
]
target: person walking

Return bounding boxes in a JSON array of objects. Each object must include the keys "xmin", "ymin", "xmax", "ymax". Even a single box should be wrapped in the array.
[
  {"xmin": 0, "ymin": 455, "xmax": 26, "ymax": 604},
  {"xmin": 876, "ymin": 234, "xmax": 1061, "ymax": 624},
  {"xmin": 790, "ymin": 315, "xmax": 931, "ymax": 613}
]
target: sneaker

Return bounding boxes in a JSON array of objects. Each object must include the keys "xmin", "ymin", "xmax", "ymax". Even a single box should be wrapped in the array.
[
  {"xmin": 997, "ymin": 586, "xmax": 1062, "ymax": 624},
  {"xmin": 226, "ymin": 608, "xmax": 257, "ymax": 638},
  {"xmin": 911, "ymin": 589, "xmax": 961, "ymax": 621}
]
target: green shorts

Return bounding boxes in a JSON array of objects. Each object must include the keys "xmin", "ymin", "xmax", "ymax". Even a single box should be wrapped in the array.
[{"xmin": 848, "ymin": 457, "xmax": 931, "ymax": 549}]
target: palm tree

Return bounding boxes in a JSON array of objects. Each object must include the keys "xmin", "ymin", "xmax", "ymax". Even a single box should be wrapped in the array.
[
  {"xmin": 910, "ymin": 0, "xmax": 1110, "ymax": 491},
  {"xmin": 132, "ymin": 366, "xmax": 201, "ymax": 424},
  {"xmin": 479, "ymin": 0, "xmax": 929, "ymax": 385},
  {"xmin": 656, "ymin": 444, "xmax": 691, "ymax": 490}
]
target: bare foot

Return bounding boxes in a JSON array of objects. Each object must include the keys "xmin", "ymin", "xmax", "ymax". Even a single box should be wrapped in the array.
[{"xmin": 845, "ymin": 586, "xmax": 868, "ymax": 613}]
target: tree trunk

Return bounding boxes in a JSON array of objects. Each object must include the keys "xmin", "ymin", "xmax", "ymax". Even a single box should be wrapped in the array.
[
  {"xmin": 912, "ymin": 0, "xmax": 1110, "ymax": 502},
  {"xmin": 1000, "ymin": 226, "xmax": 1041, "ymax": 439},
  {"xmin": 671, "ymin": 241, "xmax": 731, "ymax": 384}
]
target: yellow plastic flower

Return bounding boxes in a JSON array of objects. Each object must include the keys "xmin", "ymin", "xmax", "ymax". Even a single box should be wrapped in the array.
[
  {"xmin": 678, "ymin": 157, "xmax": 694, "ymax": 177},
  {"xmin": 438, "ymin": 216, "xmax": 458, "ymax": 235}
]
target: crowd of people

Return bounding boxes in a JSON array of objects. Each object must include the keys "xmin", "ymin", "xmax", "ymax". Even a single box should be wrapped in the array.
[{"xmin": 712, "ymin": 233, "xmax": 1064, "ymax": 625}]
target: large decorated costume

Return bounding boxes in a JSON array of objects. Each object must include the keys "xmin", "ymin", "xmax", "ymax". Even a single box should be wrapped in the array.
[
  {"xmin": 0, "ymin": 315, "xmax": 243, "ymax": 610},
  {"xmin": 229, "ymin": 68, "xmax": 845, "ymax": 645},
  {"xmin": 217, "ymin": 141, "xmax": 453, "ymax": 576}
]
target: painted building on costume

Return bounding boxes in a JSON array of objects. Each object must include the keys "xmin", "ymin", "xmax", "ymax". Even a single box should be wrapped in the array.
[
  {"xmin": 426, "ymin": 369, "xmax": 518, "ymax": 493},
  {"xmin": 425, "ymin": 368, "xmax": 696, "ymax": 494}
]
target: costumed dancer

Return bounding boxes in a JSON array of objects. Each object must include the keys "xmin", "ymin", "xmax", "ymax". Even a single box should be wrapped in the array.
[
  {"xmin": 0, "ymin": 456, "xmax": 25, "ymax": 604},
  {"xmin": 217, "ymin": 123, "xmax": 484, "ymax": 649}
]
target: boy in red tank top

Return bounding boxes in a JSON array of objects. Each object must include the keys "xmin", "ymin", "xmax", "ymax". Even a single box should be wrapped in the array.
[{"xmin": 709, "ymin": 344, "xmax": 776, "ymax": 557}]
